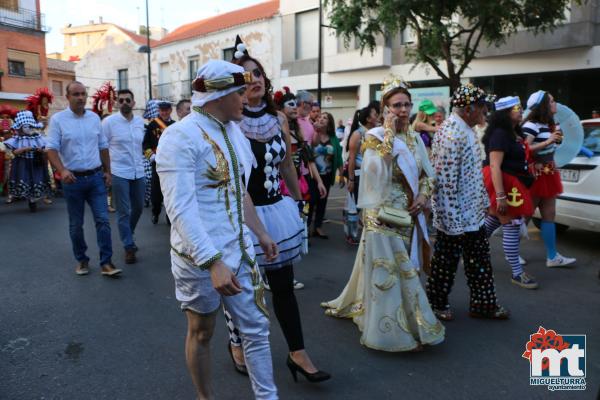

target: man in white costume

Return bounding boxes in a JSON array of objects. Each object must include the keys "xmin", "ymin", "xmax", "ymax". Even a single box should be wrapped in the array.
[{"xmin": 156, "ymin": 60, "xmax": 279, "ymax": 400}]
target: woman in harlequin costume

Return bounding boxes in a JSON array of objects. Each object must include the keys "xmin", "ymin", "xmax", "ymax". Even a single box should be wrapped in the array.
[
  {"xmin": 522, "ymin": 91, "xmax": 576, "ymax": 268},
  {"xmin": 482, "ymin": 96, "xmax": 538, "ymax": 289},
  {"xmin": 0, "ymin": 105, "xmax": 17, "ymax": 197},
  {"xmin": 4, "ymin": 110, "xmax": 50, "ymax": 212},
  {"xmin": 222, "ymin": 36, "xmax": 331, "ymax": 383}
]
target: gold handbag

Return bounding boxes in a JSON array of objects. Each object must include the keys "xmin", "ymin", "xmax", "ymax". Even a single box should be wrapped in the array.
[{"xmin": 377, "ymin": 206, "xmax": 412, "ymax": 227}]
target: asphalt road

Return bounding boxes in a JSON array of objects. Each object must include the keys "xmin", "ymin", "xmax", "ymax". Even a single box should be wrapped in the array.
[{"xmin": 1, "ymin": 188, "xmax": 599, "ymax": 400}]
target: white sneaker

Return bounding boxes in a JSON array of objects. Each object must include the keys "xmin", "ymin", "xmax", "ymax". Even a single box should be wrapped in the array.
[
  {"xmin": 505, "ymin": 255, "xmax": 527, "ymax": 265},
  {"xmin": 293, "ymin": 279, "xmax": 305, "ymax": 290},
  {"xmin": 546, "ymin": 253, "xmax": 576, "ymax": 268}
]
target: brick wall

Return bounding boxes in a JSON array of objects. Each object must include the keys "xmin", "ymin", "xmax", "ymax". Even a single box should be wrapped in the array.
[{"xmin": 0, "ymin": 27, "xmax": 48, "ymax": 95}]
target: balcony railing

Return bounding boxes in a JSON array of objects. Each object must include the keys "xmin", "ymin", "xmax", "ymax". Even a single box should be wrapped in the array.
[
  {"xmin": 153, "ymin": 83, "xmax": 173, "ymax": 101},
  {"xmin": 181, "ymin": 79, "xmax": 192, "ymax": 99},
  {"xmin": 0, "ymin": 6, "xmax": 48, "ymax": 32}
]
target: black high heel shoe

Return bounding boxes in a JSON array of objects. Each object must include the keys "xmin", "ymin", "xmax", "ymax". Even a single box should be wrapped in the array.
[
  {"xmin": 227, "ymin": 344, "xmax": 248, "ymax": 376},
  {"xmin": 286, "ymin": 355, "xmax": 331, "ymax": 383}
]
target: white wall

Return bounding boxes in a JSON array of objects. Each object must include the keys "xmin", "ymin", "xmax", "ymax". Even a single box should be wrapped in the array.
[
  {"xmin": 75, "ymin": 26, "xmax": 150, "ymax": 114},
  {"xmin": 151, "ymin": 17, "xmax": 282, "ymax": 103},
  {"xmin": 280, "ymin": 0, "xmax": 318, "ymax": 16}
]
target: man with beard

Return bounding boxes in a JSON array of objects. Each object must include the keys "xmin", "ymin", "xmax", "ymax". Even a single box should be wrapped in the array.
[
  {"xmin": 143, "ymin": 101, "xmax": 174, "ymax": 224},
  {"xmin": 102, "ymin": 89, "xmax": 146, "ymax": 264}
]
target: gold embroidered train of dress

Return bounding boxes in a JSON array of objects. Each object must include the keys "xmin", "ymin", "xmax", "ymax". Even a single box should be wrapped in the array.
[{"xmin": 321, "ymin": 129, "xmax": 445, "ymax": 352}]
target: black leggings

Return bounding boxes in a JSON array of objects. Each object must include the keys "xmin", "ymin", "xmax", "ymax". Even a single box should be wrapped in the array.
[
  {"xmin": 314, "ymin": 173, "xmax": 332, "ymax": 229},
  {"xmin": 225, "ymin": 264, "xmax": 305, "ymax": 352},
  {"xmin": 150, "ymin": 163, "xmax": 163, "ymax": 217}
]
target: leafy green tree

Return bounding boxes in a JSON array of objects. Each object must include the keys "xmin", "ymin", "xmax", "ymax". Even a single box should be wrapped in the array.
[{"xmin": 325, "ymin": 0, "xmax": 585, "ymax": 89}]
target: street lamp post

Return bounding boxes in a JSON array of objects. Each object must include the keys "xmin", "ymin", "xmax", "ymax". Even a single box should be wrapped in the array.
[
  {"xmin": 317, "ymin": 1, "xmax": 323, "ymax": 106},
  {"xmin": 145, "ymin": 0, "xmax": 152, "ymax": 101}
]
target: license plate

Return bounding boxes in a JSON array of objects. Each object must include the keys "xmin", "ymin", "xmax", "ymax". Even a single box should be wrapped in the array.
[{"xmin": 559, "ymin": 169, "xmax": 580, "ymax": 182}]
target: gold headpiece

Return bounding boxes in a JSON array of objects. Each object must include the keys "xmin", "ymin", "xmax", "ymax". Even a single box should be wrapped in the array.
[
  {"xmin": 381, "ymin": 76, "xmax": 410, "ymax": 96},
  {"xmin": 192, "ymin": 71, "xmax": 252, "ymax": 93}
]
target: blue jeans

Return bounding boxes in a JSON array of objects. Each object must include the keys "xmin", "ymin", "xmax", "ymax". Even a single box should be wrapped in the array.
[
  {"xmin": 111, "ymin": 175, "xmax": 145, "ymax": 250},
  {"xmin": 62, "ymin": 171, "xmax": 112, "ymax": 266}
]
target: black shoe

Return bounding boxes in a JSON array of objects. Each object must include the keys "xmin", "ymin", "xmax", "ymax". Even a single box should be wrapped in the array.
[
  {"xmin": 286, "ymin": 355, "xmax": 331, "ymax": 383},
  {"xmin": 227, "ymin": 344, "xmax": 248, "ymax": 376},
  {"xmin": 311, "ymin": 230, "xmax": 329, "ymax": 239},
  {"xmin": 28, "ymin": 200, "xmax": 37, "ymax": 213},
  {"xmin": 151, "ymin": 214, "xmax": 158, "ymax": 224},
  {"xmin": 469, "ymin": 305, "xmax": 510, "ymax": 320}
]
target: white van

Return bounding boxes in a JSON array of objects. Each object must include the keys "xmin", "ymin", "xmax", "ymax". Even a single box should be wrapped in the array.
[{"xmin": 533, "ymin": 118, "xmax": 600, "ymax": 232}]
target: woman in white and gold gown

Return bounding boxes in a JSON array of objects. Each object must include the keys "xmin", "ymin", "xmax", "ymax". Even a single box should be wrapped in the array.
[{"xmin": 321, "ymin": 79, "xmax": 444, "ymax": 351}]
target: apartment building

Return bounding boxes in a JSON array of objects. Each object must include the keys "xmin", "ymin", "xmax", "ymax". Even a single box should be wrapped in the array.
[
  {"xmin": 47, "ymin": 58, "xmax": 75, "ymax": 112},
  {"xmin": 73, "ymin": 23, "xmax": 158, "ymax": 110},
  {"xmin": 279, "ymin": 0, "xmax": 600, "ymax": 120},
  {"xmin": 150, "ymin": 0, "xmax": 280, "ymax": 103},
  {"xmin": 0, "ymin": 0, "xmax": 48, "ymax": 108},
  {"xmin": 52, "ymin": 18, "xmax": 166, "ymax": 62}
]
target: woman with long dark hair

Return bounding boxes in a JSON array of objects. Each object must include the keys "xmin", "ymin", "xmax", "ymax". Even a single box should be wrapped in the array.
[
  {"xmin": 482, "ymin": 97, "xmax": 537, "ymax": 289},
  {"xmin": 342, "ymin": 103, "xmax": 380, "ymax": 244},
  {"xmin": 522, "ymin": 91, "xmax": 576, "ymax": 267},
  {"xmin": 311, "ymin": 111, "xmax": 343, "ymax": 238},
  {"xmin": 322, "ymin": 78, "xmax": 444, "ymax": 351},
  {"xmin": 223, "ymin": 37, "xmax": 330, "ymax": 383}
]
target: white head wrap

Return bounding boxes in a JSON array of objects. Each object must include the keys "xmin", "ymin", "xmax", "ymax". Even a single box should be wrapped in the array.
[{"xmin": 191, "ymin": 60, "xmax": 246, "ymax": 108}]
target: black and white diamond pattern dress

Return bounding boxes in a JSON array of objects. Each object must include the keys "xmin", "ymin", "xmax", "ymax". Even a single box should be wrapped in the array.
[{"xmin": 242, "ymin": 109, "xmax": 304, "ymax": 269}]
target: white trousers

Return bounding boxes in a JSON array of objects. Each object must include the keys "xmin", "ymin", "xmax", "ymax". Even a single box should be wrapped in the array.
[{"xmin": 171, "ymin": 254, "xmax": 278, "ymax": 399}]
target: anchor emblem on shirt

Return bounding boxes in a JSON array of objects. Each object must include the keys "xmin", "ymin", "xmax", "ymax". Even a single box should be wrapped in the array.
[{"xmin": 506, "ymin": 187, "xmax": 524, "ymax": 207}]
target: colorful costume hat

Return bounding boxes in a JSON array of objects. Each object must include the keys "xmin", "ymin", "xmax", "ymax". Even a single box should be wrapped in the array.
[
  {"xmin": 25, "ymin": 87, "xmax": 53, "ymax": 119},
  {"xmin": 232, "ymin": 35, "xmax": 250, "ymax": 60},
  {"xmin": 92, "ymin": 82, "xmax": 117, "ymax": 117},
  {"xmin": 273, "ymin": 87, "xmax": 296, "ymax": 109},
  {"xmin": 451, "ymin": 83, "xmax": 487, "ymax": 108},
  {"xmin": 13, "ymin": 110, "xmax": 44, "ymax": 130}
]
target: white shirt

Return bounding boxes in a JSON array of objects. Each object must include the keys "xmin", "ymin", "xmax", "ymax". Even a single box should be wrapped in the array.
[
  {"xmin": 432, "ymin": 113, "xmax": 489, "ymax": 235},
  {"xmin": 156, "ymin": 111, "xmax": 257, "ymax": 270},
  {"xmin": 102, "ymin": 113, "xmax": 145, "ymax": 180},
  {"xmin": 46, "ymin": 108, "xmax": 108, "ymax": 171}
]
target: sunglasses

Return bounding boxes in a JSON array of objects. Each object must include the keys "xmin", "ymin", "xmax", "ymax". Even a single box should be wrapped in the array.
[
  {"xmin": 118, "ymin": 98, "xmax": 132, "ymax": 104},
  {"xmin": 390, "ymin": 101, "xmax": 413, "ymax": 109},
  {"xmin": 512, "ymin": 105, "xmax": 522, "ymax": 112},
  {"xmin": 284, "ymin": 100, "xmax": 297, "ymax": 108}
]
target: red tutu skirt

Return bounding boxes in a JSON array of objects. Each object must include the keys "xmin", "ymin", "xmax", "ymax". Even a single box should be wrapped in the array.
[
  {"xmin": 529, "ymin": 162, "xmax": 563, "ymax": 199},
  {"xmin": 483, "ymin": 166, "xmax": 534, "ymax": 218}
]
